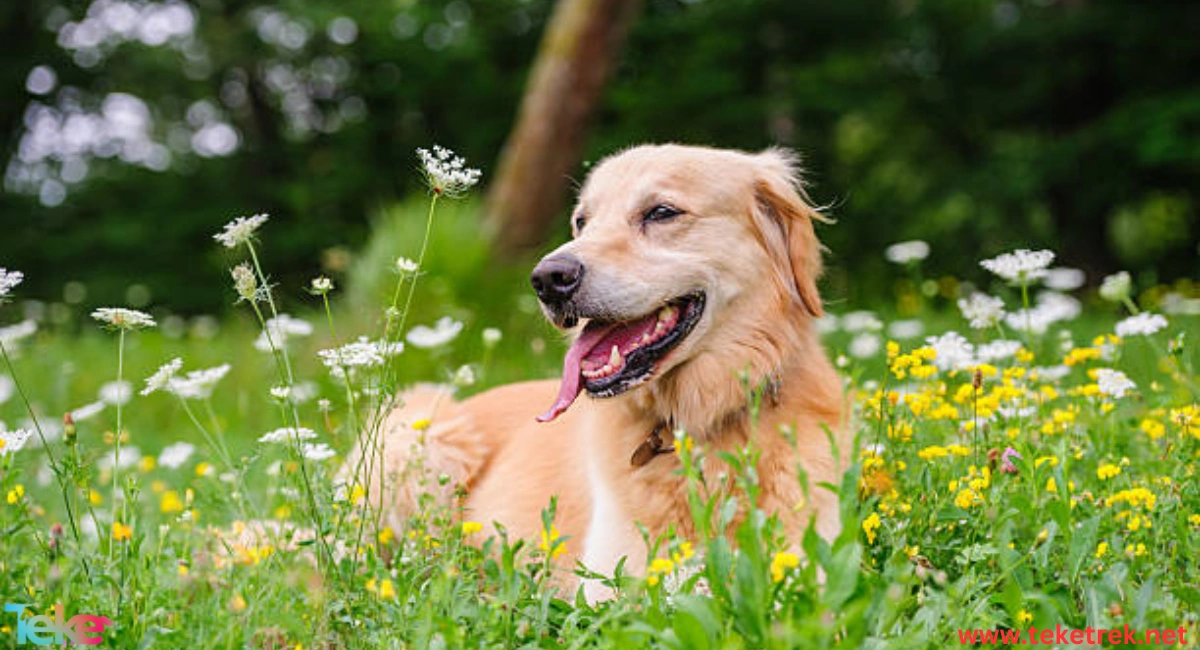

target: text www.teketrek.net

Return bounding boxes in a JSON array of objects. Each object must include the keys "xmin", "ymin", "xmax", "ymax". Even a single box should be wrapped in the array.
[{"xmin": 957, "ymin": 625, "xmax": 1189, "ymax": 646}]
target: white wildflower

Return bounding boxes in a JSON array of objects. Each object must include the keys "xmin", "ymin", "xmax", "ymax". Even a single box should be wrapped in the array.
[
  {"xmin": 980, "ymin": 249, "xmax": 1055, "ymax": 285},
  {"xmin": 231, "ymin": 264, "xmax": 260, "ymax": 303},
  {"xmin": 70, "ymin": 401, "xmax": 106, "ymax": 422},
  {"xmin": 317, "ymin": 399, "xmax": 332, "ymax": 412},
  {"xmin": 482, "ymin": 327, "xmax": 502, "ymax": 347},
  {"xmin": 254, "ymin": 314, "xmax": 313, "ymax": 352},
  {"xmin": 957, "ymin": 293, "xmax": 1006, "ymax": 329},
  {"xmin": 453, "ymin": 364, "xmax": 476, "ymax": 387},
  {"xmin": 258, "ymin": 427, "xmax": 318, "ymax": 444},
  {"xmin": 270, "ymin": 386, "xmax": 291, "ymax": 401},
  {"xmin": 848, "ymin": 333, "xmax": 881, "ymax": 359},
  {"xmin": 887, "ymin": 319, "xmax": 925, "ymax": 340},
  {"xmin": 814, "ymin": 314, "xmax": 839, "ymax": 335},
  {"xmin": 1005, "ymin": 291, "xmax": 1081, "ymax": 334},
  {"xmin": 97, "ymin": 445, "xmax": 141, "ymax": 471},
  {"xmin": 416, "ymin": 145, "xmax": 481, "ymax": 197},
  {"xmin": 301, "ymin": 443, "xmax": 336, "ymax": 461},
  {"xmin": 99, "ymin": 381, "xmax": 133, "ymax": 406},
  {"xmin": 1114, "ymin": 312, "xmax": 1168, "ymax": 338},
  {"xmin": 884, "ymin": 240, "xmax": 930, "ymax": 264},
  {"xmin": 1098, "ymin": 271, "xmax": 1132, "ymax": 303},
  {"xmin": 309, "ymin": 276, "xmax": 333, "ymax": 295},
  {"xmin": 1032, "ymin": 365, "xmax": 1071, "ymax": 382},
  {"xmin": 975, "ymin": 340, "xmax": 1022, "ymax": 363},
  {"xmin": 0, "ymin": 268, "xmax": 24, "ymax": 302},
  {"xmin": 395, "ymin": 257, "xmax": 419, "ymax": 275},
  {"xmin": 158, "ymin": 442, "xmax": 196, "ymax": 469},
  {"xmin": 0, "ymin": 375, "xmax": 13, "ymax": 405},
  {"xmin": 318, "ymin": 337, "xmax": 403, "ymax": 369},
  {"xmin": 406, "ymin": 317, "xmax": 464, "ymax": 349},
  {"xmin": 1095, "ymin": 368, "xmax": 1135, "ymax": 399},
  {"xmin": 1044, "ymin": 267, "xmax": 1085, "ymax": 291},
  {"xmin": 840, "ymin": 311, "xmax": 883, "ymax": 333},
  {"xmin": 141, "ymin": 358, "xmax": 183, "ymax": 396},
  {"xmin": 1160, "ymin": 292, "xmax": 1200, "ymax": 316},
  {"xmin": 214, "ymin": 213, "xmax": 269, "ymax": 248},
  {"xmin": 925, "ymin": 331, "xmax": 976, "ymax": 372},
  {"xmin": 91, "ymin": 307, "xmax": 156, "ymax": 330},
  {"xmin": 168, "ymin": 364, "xmax": 231, "ymax": 400},
  {"xmin": 0, "ymin": 428, "xmax": 33, "ymax": 455},
  {"xmin": 291, "ymin": 382, "xmax": 318, "ymax": 404},
  {"xmin": 0, "ymin": 320, "xmax": 37, "ymax": 347}
]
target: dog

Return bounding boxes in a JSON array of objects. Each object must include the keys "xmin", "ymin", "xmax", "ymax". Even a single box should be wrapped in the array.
[{"xmin": 347, "ymin": 144, "xmax": 847, "ymax": 597}]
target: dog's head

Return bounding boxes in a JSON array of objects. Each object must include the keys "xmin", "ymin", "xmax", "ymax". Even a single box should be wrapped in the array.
[{"xmin": 533, "ymin": 144, "xmax": 827, "ymax": 422}]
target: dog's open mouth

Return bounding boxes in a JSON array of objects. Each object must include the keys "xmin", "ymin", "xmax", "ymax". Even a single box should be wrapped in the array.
[{"xmin": 537, "ymin": 292, "xmax": 706, "ymax": 422}]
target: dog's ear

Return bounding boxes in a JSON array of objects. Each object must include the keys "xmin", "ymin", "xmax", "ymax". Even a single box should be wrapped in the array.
[{"xmin": 751, "ymin": 147, "xmax": 827, "ymax": 317}]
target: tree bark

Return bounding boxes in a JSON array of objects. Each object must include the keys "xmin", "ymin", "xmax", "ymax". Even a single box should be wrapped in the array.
[{"xmin": 484, "ymin": 0, "xmax": 643, "ymax": 256}]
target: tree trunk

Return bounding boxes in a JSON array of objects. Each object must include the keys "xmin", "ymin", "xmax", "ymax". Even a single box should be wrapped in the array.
[{"xmin": 484, "ymin": 0, "xmax": 643, "ymax": 257}]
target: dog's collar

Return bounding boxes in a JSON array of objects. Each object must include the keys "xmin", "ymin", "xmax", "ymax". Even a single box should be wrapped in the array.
[{"xmin": 629, "ymin": 374, "xmax": 783, "ymax": 468}]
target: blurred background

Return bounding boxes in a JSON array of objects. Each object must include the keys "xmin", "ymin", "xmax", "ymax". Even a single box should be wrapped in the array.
[{"xmin": 1, "ymin": 0, "xmax": 1197, "ymax": 317}]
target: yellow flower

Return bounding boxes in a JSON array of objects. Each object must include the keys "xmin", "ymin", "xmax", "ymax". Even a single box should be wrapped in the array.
[
  {"xmin": 229, "ymin": 594, "xmax": 247, "ymax": 613},
  {"xmin": 1095, "ymin": 541, "xmax": 1108, "ymax": 558},
  {"xmin": 160, "ymin": 490, "xmax": 184, "ymax": 514},
  {"xmin": 1096, "ymin": 463, "xmax": 1121, "ymax": 480},
  {"xmin": 770, "ymin": 552, "xmax": 800, "ymax": 583},
  {"xmin": 647, "ymin": 557, "xmax": 675, "ymax": 586},
  {"xmin": 1169, "ymin": 405, "xmax": 1198, "ymax": 439},
  {"xmin": 274, "ymin": 504, "xmax": 292, "ymax": 519},
  {"xmin": 89, "ymin": 489, "xmax": 103, "ymax": 506},
  {"xmin": 1124, "ymin": 543, "xmax": 1147, "ymax": 558},
  {"xmin": 379, "ymin": 526, "xmax": 395, "ymax": 544},
  {"xmin": 671, "ymin": 541, "xmax": 695, "ymax": 564},
  {"xmin": 111, "ymin": 521, "xmax": 132, "ymax": 541},
  {"xmin": 1016, "ymin": 610, "xmax": 1033, "ymax": 625},
  {"xmin": 378, "ymin": 578, "xmax": 396, "ymax": 599},
  {"xmin": 954, "ymin": 489, "xmax": 981, "ymax": 509},
  {"xmin": 1045, "ymin": 477, "xmax": 1058, "ymax": 493},
  {"xmin": 349, "ymin": 483, "xmax": 367, "ymax": 506},
  {"xmin": 918, "ymin": 445, "xmax": 949, "ymax": 461},
  {"xmin": 6, "ymin": 485, "xmax": 23, "ymax": 505},
  {"xmin": 862, "ymin": 512, "xmax": 881, "ymax": 544},
  {"xmin": 1188, "ymin": 514, "xmax": 1200, "ymax": 526},
  {"xmin": 1016, "ymin": 348, "xmax": 1034, "ymax": 364},
  {"xmin": 1139, "ymin": 419, "xmax": 1165, "ymax": 440},
  {"xmin": 195, "ymin": 462, "xmax": 212, "ymax": 477},
  {"xmin": 177, "ymin": 562, "xmax": 190, "ymax": 577},
  {"xmin": 411, "ymin": 418, "xmax": 432, "ymax": 431},
  {"xmin": 138, "ymin": 456, "xmax": 156, "ymax": 473},
  {"xmin": 539, "ymin": 525, "xmax": 566, "ymax": 559},
  {"xmin": 461, "ymin": 521, "xmax": 483, "ymax": 536}
]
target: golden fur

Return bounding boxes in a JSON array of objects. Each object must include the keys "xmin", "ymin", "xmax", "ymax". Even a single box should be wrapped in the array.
[{"xmin": 344, "ymin": 144, "xmax": 847, "ymax": 595}]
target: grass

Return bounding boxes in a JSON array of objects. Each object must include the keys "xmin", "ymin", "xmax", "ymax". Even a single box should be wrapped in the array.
[{"xmin": 0, "ymin": 195, "xmax": 1197, "ymax": 649}]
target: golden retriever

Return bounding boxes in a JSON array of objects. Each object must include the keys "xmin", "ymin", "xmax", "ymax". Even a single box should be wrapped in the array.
[{"xmin": 346, "ymin": 144, "xmax": 846, "ymax": 597}]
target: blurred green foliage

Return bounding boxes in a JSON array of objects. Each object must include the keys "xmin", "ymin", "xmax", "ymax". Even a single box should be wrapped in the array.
[{"xmin": 1, "ymin": 0, "xmax": 1197, "ymax": 315}]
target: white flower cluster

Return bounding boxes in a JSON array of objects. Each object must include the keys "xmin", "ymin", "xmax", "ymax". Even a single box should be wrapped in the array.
[
  {"xmin": 406, "ymin": 316, "xmax": 464, "ymax": 349},
  {"xmin": 1095, "ymin": 368, "xmax": 1136, "ymax": 399},
  {"xmin": 317, "ymin": 337, "xmax": 404, "ymax": 370},
  {"xmin": 1005, "ymin": 292, "xmax": 1081, "ymax": 335},
  {"xmin": 1115, "ymin": 312, "xmax": 1168, "ymax": 338},
  {"xmin": 1099, "ymin": 271, "xmax": 1132, "ymax": 302},
  {"xmin": 258, "ymin": 427, "xmax": 317, "ymax": 444},
  {"xmin": 1043, "ymin": 267, "xmax": 1085, "ymax": 291},
  {"xmin": 214, "ymin": 213, "xmax": 269, "ymax": 248},
  {"xmin": 925, "ymin": 331, "xmax": 977, "ymax": 372},
  {"xmin": 141, "ymin": 358, "xmax": 232, "ymax": 400},
  {"xmin": 957, "ymin": 293, "xmax": 1005, "ymax": 329},
  {"xmin": 0, "ymin": 427, "xmax": 33, "ymax": 455},
  {"xmin": 158, "ymin": 442, "xmax": 196, "ymax": 469},
  {"xmin": 0, "ymin": 268, "xmax": 24, "ymax": 302},
  {"xmin": 91, "ymin": 307, "xmax": 156, "ymax": 330},
  {"xmin": 980, "ymin": 249, "xmax": 1055, "ymax": 285},
  {"xmin": 254, "ymin": 314, "xmax": 313, "ymax": 352},
  {"xmin": 302, "ymin": 443, "xmax": 336, "ymax": 461},
  {"xmin": 417, "ymin": 145, "xmax": 481, "ymax": 197},
  {"xmin": 884, "ymin": 240, "xmax": 930, "ymax": 264},
  {"xmin": 0, "ymin": 320, "xmax": 37, "ymax": 347}
]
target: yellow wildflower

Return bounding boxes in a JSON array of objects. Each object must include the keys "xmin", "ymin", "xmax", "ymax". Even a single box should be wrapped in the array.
[
  {"xmin": 111, "ymin": 521, "xmax": 132, "ymax": 541},
  {"xmin": 89, "ymin": 489, "xmax": 103, "ymax": 506},
  {"xmin": 1016, "ymin": 610, "xmax": 1033, "ymax": 625},
  {"xmin": 461, "ymin": 521, "xmax": 483, "ymax": 536},
  {"xmin": 770, "ymin": 552, "xmax": 800, "ymax": 583},
  {"xmin": 1139, "ymin": 419, "xmax": 1165, "ymax": 440},
  {"xmin": 647, "ymin": 557, "xmax": 675, "ymax": 586},
  {"xmin": 1096, "ymin": 463, "xmax": 1121, "ymax": 480},
  {"xmin": 1095, "ymin": 542, "xmax": 1108, "ymax": 558},
  {"xmin": 378, "ymin": 579, "xmax": 396, "ymax": 599},
  {"xmin": 954, "ymin": 489, "xmax": 981, "ymax": 509},
  {"xmin": 160, "ymin": 490, "xmax": 184, "ymax": 514},
  {"xmin": 229, "ymin": 594, "xmax": 247, "ymax": 613},
  {"xmin": 411, "ymin": 418, "xmax": 432, "ymax": 431},
  {"xmin": 539, "ymin": 525, "xmax": 566, "ymax": 559},
  {"xmin": 862, "ymin": 512, "xmax": 881, "ymax": 544},
  {"xmin": 6, "ymin": 485, "xmax": 24, "ymax": 505}
]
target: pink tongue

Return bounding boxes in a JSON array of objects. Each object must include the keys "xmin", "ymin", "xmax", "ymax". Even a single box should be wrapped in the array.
[{"xmin": 537, "ymin": 324, "xmax": 615, "ymax": 422}]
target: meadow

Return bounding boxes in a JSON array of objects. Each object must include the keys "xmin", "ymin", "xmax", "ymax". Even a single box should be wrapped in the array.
[{"xmin": 0, "ymin": 154, "xmax": 1197, "ymax": 649}]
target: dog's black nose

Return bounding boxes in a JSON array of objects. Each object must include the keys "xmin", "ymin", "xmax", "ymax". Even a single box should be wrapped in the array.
[{"xmin": 531, "ymin": 254, "xmax": 584, "ymax": 305}]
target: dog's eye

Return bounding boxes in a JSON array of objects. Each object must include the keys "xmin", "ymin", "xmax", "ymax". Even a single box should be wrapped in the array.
[
  {"xmin": 573, "ymin": 214, "xmax": 586, "ymax": 233},
  {"xmin": 642, "ymin": 204, "xmax": 682, "ymax": 223}
]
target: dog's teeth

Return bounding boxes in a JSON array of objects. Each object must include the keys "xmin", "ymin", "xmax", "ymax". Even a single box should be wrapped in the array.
[
  {"xmin": 658, "ymin": 306, "xmax": 675, "ymax": 322},
  {"xmin": 601, "ymin": 363, "xmax": 612, "ymax": 375},
  {"xmin": 609, "ymin": 345, "xmax": 622, "ymax": 367}
]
